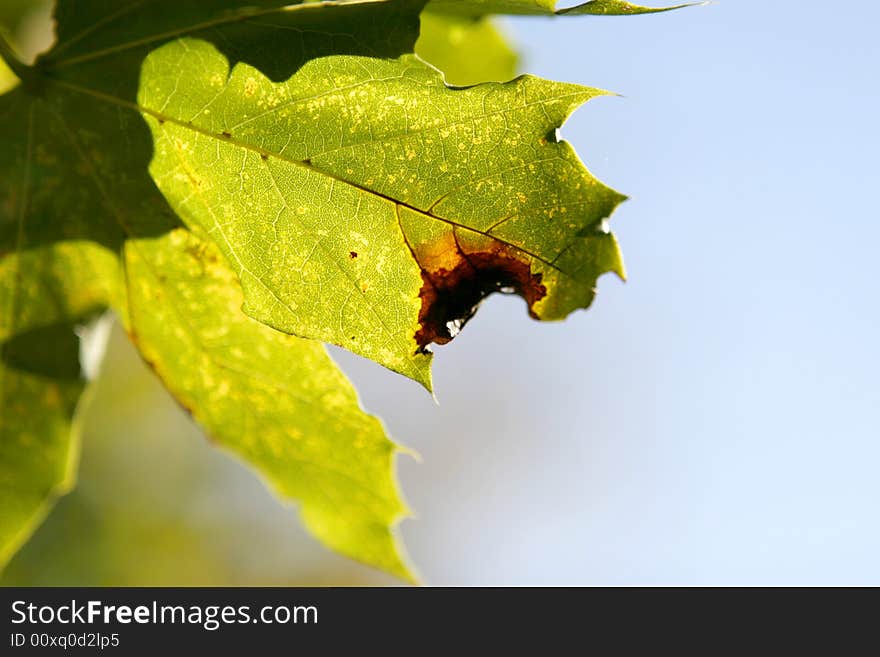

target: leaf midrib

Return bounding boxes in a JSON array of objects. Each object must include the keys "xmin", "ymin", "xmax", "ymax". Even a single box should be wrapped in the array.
[{"xmin": 49, "ymin": 75, "xmax": 565, "ymax": 273}]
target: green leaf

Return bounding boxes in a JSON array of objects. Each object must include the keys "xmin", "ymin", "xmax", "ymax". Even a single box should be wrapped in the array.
[
  {"xmin": 0, "ymin": 85, "xmax": 119, "ymax": 565},
  {"xmin": 138, "ymin": 25, "xmax": 625, "ymax": 388},
  {"xmin": 0, "ymin": 0, "xmax": 679, "ymax": 579},
  {"xmin": 0, "ymin": 90, "xmax": 125, "ymax": 344},
  {"xmin": 557, "ymin": 1, "xmax": 702, "ymax": 15},
  {"xmin": 49, "ymin": 0, "xmax": 310, "ymax": 64},
  {"xmin": 427, "ymin": 0, "xmax": 701, "ymax": 16},
  {"xmin": 0, "ymin": 48, "xmax": 20, "ymax": 90},
  {"xmin": 0, "ymin": 56, "xmax": 18, "ymax": 94},
  {"xmin": 0, "ymin": 0, "xmax": 421, "ymax": 579},
  {"xmin": 0, "ymin": 324, "xmax": 87, "ymax": 568},
  {"xmin": 416, "ymin": 11, "xmax": 518, "ymax": 85},
  {"xmin": 124, "ymin": 228, "xmax": 414, "ymax": 582}
]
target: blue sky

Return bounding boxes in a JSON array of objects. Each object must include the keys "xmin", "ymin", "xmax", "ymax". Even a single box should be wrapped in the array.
[{"xmin": 332, "ymin": 0, "xmax": 880, "ymax": 584}]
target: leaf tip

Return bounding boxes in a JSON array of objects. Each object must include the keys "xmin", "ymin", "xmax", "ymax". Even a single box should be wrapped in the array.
[{"xmin": 557, "ymin": 1, "xmax": 708, "ymax": 16}]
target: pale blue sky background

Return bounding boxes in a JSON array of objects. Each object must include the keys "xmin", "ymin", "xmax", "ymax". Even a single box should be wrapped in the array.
[
  {"xmin": 333, "ymin": 0, "xmax": 880, "ymax": 584},
  {"xmin": 7, "ymin": 0, "xmax": 879, "ymax": 586}
]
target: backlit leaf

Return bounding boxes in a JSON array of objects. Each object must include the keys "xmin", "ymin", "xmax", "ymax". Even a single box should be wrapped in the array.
[
  {"xmin": 416, "ymin": 11, "xmax": 518, "ymax": 85},
  {"xmin": 0, "ymin": 324, "xmax": 87, "ymax": 568},
  {"xmin": 0, "ymin": 86, "xmax": 120, "ymax": 566},
  {"xmin": 138, "ymin": 15, "xmax": 626, "ymax": 388},
  {"xmin": 0, "ymin": 0, "xmax": 422, "ymax": 579},
  {"xmin": 0, "ymin": 0, "xmax": 682, "ymax": 578},
  {"xmin": 427, "ymin": 0, "xmax": 699, "ymax": 16},
  {"xmin": 125, "ymin": 228, "xmax": 414, "ymax": 581}
]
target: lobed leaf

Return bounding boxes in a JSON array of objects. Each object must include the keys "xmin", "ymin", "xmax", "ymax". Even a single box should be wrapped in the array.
[
  {"xmin": 416, "ymin": 11, "xmax": 518, "ymax": 86},
  {"xmin": 0, "ymin": 87, "xmax": 120, "ymax": 565},
  {"xmin": 138, "ymin": 17, "xmax": 626, "ymax": 388},
  {"xmin": 0, "ymin": 0, "xmax": 423, "ymax": 579},
  {"xmin": 0, "ymin": 324, "xmax": 87, "ymax": 568},
  {"xmin": 125, "ymin": 228, "xmax": 414, "ymax": 582},
  {"xmin": 427, "ymin": 0, "xmax": 700, "ymax": 16},
  {"xmin": 0, "ymin": 0, "xmax": 683, "ymax": 577}
]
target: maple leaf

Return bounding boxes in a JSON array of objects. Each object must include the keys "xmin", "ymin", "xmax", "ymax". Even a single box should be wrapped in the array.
[
  {"xmin": 0, "ymin": 0, "xmax": 694, "ymax": 579},
  {"xmin": 137, "ymin": 4, "xmax": 626, "ymax": 388},
  {"xmin": 427, "ymin": 0, "xmax": 700, "ymax": 16},
  {"xmin": 0, "ymin": 0, "xmax": 420, "ymax": 580}
]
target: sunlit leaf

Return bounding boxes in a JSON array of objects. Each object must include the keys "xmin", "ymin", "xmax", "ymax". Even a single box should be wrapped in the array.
[
  {"xmin": 0, "ymin": 86, "xmax": 120, "ymax": 565},
  {"xmin": 124, "ymin": 228, "xmax": 414, "ymax": 581},
  {"xmin": 0, "ymin": 324, "xmax": 86, "ymax": 568},
  {"xmin": 416, "ymin": 11, "xmax": 518, "ymax": 85},
  {"xmin": 427, "ymin": 0, "xmax": 700, "ymax": 16},
  {"xmin": 139, "ymin": 17, "xmax": 625, "ymax": 388},
  {"xmin": 0, "ymin": 0, "xmax": 421, "ymax": 579},
  {"xmin": 0, "ymin": 0, "xmax": 683, "ymax": 577}
]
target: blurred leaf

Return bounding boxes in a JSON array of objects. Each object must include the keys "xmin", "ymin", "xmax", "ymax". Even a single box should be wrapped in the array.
[
  {"xmin": 0, "ymin": 83, "xmax": 120, "ymax": 568},
  {"xmin": 1, "ymin": 324, "xmax": 392, "ymax": 587},
  {"xmin": 0, "ymin": 0, "xmax": 677, "ymax": 578},
  {"xmin": 416, "ymin": 11, "xmax": 518, "ymax": 85},
  {"xmin": 427, "ymin": 0, "xmax": 699, "ymax": 15},
  {"xmin": 0, "ymin": 0, "xmax": 47, "ymax": 51},
  {"xmin": 0, "ymin": 57, "xmax": 18, "ymax": 97},
  {"xmin": 0, "ymin": 0, "xmax": 45, "ymax": 32},
  {"xmin": 125, "ymin": 228, "xmax": 413, "ymax": 581},
  {"xmin": 141, "ymin": 32, "xmax": 625, "ymax": 388},
  {"xmin": 0, "ymin": 324, "xmax": 86, "ymax": 568},
  {"xmin": 0, "ymin": 91, "xmax": 126, "ymax": 344},
  {"xmin": 48, "ymin": 0, "xmax": 315, "ymax": 64},
  {"xmin": 0, "ymin": 0, "xmax": 420, "ymax": 579}
]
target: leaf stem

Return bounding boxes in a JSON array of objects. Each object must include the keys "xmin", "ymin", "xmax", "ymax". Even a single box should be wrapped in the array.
[{"xmin": 0, "ymin": 31, "xmax": 32, "ymax": 84}]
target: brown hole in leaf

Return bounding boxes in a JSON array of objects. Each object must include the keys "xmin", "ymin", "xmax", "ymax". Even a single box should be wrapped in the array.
[
  {"xmin": 414, "ymin": 237, "xmax": 546, "ymax": 350},
  {"xmin": 221, "ymin": 131, "xmax": 231, "ymax": 138},
  {"xmin": 349, "ymin": 251, "xmax": 358, "ymax": 258}
]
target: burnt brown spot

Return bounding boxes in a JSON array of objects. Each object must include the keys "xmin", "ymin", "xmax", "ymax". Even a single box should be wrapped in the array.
[
  {"xmin": 260, "ymin": 153, "xmax": 269, "ymax": 161},
  {"xmin": 414, "ymin": 239, "xmax": 546, "ymax": 349},
  {"xmin": 157, "ymin": 118, "xmax": 165, "ymax": 125},
  {"xmin": 221, "ymin": 131, "xmax": 231, "ymax": 138},
  {"xmin": 349, "ymin": 251, "xmax": 358, "ymax": 258}
]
